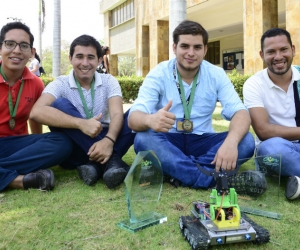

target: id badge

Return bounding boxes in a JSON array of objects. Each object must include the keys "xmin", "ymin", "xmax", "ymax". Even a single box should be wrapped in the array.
[{"xmin": 176, "ymin": 118, "xmax": 193, "ymax": 133}]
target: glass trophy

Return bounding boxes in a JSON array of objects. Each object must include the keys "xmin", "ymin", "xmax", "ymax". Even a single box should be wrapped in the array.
[{"xmin": 118, "ymin": 150, "xmax": 167, "ymax": 233}]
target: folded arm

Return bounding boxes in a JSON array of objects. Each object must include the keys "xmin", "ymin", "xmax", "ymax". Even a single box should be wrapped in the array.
[
  {"xmin": 30, "ymin": 93, "xmax": 102, "ymax": 138},
  {"xmin": 249, "ymin": 107, "xmax": 300, "ymax": 141},
  {"xmin": 28, "ymin": 118, "xmax": 42, "ymax": 134}
]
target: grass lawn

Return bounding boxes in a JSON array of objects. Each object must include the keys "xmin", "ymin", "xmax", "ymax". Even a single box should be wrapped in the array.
[{"xmin": 1, "ymin": 105, "xmax": 299, "ymax": 250}]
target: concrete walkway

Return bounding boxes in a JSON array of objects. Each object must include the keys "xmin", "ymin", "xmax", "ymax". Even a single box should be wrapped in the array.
[{"xmin": 123, "ymin": 103, "xmax": 132, "ymax": 112}]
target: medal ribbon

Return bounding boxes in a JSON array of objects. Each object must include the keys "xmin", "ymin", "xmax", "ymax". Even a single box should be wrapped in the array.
[
  {"xmin": 0, "ymin": 65, "xmax": 24, "ymax": 120},
  {"xmin": 177, "ymin": 70, "xmax": 198, "ymax": 120},
  {"xmin": 74, "ymin": 74, "xmax": 95, "ymax": 119}
]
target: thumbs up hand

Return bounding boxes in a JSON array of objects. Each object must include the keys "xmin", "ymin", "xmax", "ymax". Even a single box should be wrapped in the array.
[{"xmin": 148, "ymin": 100, "xmax": 176, "ymax": 132}]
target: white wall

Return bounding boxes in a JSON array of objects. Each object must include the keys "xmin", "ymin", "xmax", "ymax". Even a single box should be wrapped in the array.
[{"xmin": 110, "ymin": 19, "xmax": 136, "ymax": 55}]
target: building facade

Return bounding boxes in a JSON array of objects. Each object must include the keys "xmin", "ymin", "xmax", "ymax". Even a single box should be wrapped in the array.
[{"xmin": 100, "ymin": 0, "xmax": 300, "ymax": 76}]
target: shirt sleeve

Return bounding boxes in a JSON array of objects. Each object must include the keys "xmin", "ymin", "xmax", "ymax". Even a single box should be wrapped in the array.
[
  {"xmin": 214, "ymin": 68, "xmax": 247, "ymax": 120},
  {"xmin": 42, "ymin": 77, "xmax": 65, "ymax": 99},
  {"xmin": 243, "ymin": 75, "xmax": 265, "ymax": 109},
  {"xmin": 130, "ymin": 65, "xmax": 165, "ymax": 115},
  {"xmin": 106, "ymin": 75, "xmax": 122, "ymax": 99}
]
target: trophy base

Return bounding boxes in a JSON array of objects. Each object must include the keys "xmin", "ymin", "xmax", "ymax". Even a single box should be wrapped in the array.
[{"xmin": 118, "ymin": 212, "xmax": 167, "ymax": 233}]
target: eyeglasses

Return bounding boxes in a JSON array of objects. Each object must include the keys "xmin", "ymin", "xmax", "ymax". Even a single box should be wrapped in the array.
[{"xmin": 2, "ymin": 40, "xmax": 32, "ymax": 52}]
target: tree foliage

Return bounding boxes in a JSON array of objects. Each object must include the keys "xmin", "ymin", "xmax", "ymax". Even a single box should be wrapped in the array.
[
  {"xmin": 41, "ymin": 40, "xmax": 73, "ymax": 77},
  {"xmin": 118, "ymin": 56, "xmax": 136, "ymax": 76}
]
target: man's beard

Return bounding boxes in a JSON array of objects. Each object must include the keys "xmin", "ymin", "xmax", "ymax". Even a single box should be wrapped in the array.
[
  {"xmin": 268, "ymin": 60, "xmax": 292, "ymax": 76},
  {"xmin": 177, "ymin": 61, "xmax": 200, "ymax": 72}
]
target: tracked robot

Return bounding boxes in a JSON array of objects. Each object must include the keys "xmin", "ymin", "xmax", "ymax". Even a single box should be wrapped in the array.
[{"xmin": 179, "ymin": 166, "xmax": 270, "ymax": 250}]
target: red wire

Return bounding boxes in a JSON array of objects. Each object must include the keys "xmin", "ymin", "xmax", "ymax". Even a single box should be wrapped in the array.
[{"xmin": 215, "ymin": 191, "xmax": 225, "ymax": 220}]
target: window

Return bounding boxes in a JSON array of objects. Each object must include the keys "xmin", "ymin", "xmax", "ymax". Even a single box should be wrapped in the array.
[
  {"xmin": 111, "ymin": 0, "xmax": 134, "ymax": 27},
  {"xmin": 205, "ymin": 41, "xmax": 220, "ymax": 65}
]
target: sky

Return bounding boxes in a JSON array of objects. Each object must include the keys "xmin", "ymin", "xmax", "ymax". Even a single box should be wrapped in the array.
[{"xmin": 1, "ymin": 0, "xmax": 104, "ymax": 53}]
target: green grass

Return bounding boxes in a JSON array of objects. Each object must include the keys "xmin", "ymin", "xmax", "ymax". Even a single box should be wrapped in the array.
[{"xmin": 1, "ymin": 108, "xmax": 299, "ymax": 250}]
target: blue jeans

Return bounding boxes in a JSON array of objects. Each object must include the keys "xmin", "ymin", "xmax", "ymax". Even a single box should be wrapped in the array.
[
  {"xmin": 134, "ymin": 130, "xmax": 255, "ymax": 189},
  {"xmin": 257, "ymin": 137, "xmax": 300, "ymax": 177},
  {"xmin": 51, "ymin": 98, "xmax": 135, "ymax": 169},
  {"xmin": 0, "ymin": 133, "xmax": 73, "ymax": 191}
]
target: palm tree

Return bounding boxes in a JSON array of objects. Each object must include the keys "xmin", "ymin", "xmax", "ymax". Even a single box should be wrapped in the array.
[
  {"xmin": 169, "ymin": 0, "xmax": 186, "ymax": 59},
  {"xmin": 53, "ymin": 0, "xmax": 61, "ymax": 77},
  {"xmin": 38, "ymin": 0, "xmax": 45, "ymax": 65}
]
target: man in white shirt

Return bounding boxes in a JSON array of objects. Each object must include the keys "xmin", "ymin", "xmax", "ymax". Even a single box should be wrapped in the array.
[{"xmin": 243, "ymin": 28, "xmax": 300, "ymax": 200}]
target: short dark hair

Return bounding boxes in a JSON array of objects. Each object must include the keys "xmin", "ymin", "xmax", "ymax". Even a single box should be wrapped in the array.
[
  {"xmin": 34, "ymin": 52, "xmax": 41, "ymax": 62},
  {"xmin": 70, "ymin": 35, "xmax": 102, "ymax": 59},
  {"xmin": 101, "ymin": 46, "xmax": 109, "ymax": 56},
  {"xmin": 173, "ymin": 20, "xmax": 209, "ymax": 45},
  {"xmin": 261, "ymin": 28, "xmax": 293, "ymax": 51},
  {"xmin": 0, "ymin": 22, "xmax": 34, "ymax": 46}
]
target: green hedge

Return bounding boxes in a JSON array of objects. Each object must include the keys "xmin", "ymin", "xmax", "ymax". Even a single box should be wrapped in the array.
[
  {"xmin": 40, "ymin": 75, "xmax": 144, "ymax": 103},
  {"xmin": 116, "ymin": 75, "xmax": 144, "ymax": 103},
  {"xmin": 40, "ymin": 75, "xmax": 54, "ymax": 86},
  {"xmin": 118, "ymin": 69, "xmax": 252, "ymax": 103},
  {"xmin": 227, "ymin": 69, "xmax": 252, "ymax": 101},
  {"xmin": 40, "ymin": 70, "xmax": 250, "ymax": 103}
]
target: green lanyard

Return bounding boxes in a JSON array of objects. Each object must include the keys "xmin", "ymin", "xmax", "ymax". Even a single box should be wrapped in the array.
[
  {"xmin": 177, "ymin": 70, "xmax": 198, "ymax": 119},
  {"xmin": 74, "ymin": 75, "xmax": 95, "ymax": 119},
  {"xmin": 0, "ymin": 65, "xmax": 24, "ymax": 121}
]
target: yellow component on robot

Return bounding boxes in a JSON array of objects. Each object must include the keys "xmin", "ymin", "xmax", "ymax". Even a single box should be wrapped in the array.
[{"xmin": 213, "ymin": 207, "xmax": 241, "ymax": 229}]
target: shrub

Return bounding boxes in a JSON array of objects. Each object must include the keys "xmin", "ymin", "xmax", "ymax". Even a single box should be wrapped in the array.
[
  {"xmin": 116, "ymin": 69, "xmax": 252, "ymax": 103},
  {"xmin": 227, "ymin": 69, "xmax": 252, "ymax": 101},
  {"xmin": 116, "ymin": 75, "xmax": 144, "ymax": 103},
  {"xmin": 39, "ymin": 69, "xmax": 251, "ymax": 103},
  {"xmin": 40, "ymin": 75, "xmax": 54, "ymax": 87}
]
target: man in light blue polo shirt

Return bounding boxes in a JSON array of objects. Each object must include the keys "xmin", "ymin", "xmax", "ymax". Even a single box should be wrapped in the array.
[{"xmin": 128, "ymin": 20, "xmax": 264, "ymax": 194}]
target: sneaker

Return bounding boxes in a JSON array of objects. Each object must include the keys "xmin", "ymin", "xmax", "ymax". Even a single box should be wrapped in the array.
[
  {"xmin": 103, "ymin": 153, "xmax": 129, "ymax": 189},
  {"xmin": 23, "ymin": 169, "xmax": 55, "ymax": 190},
  {"xmin": 77, "ymin": 164, "xmax": 99, "ymax": 186},
  {"xmin": 227, "ymin": 170, "xmax": 267, "ymax": 196},
  {"xmin": 163, "ymin": 175, "xmax": 182, "ymax": 188},
  {"xmin": 285, "ymin": 176, "xmax": 300, "ymax": 200}
]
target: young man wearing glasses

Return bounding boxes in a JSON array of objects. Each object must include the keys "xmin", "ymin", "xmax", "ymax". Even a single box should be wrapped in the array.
[{"xmin": 0, "ymin": 22, "xmax": 73, "ymax": 192}]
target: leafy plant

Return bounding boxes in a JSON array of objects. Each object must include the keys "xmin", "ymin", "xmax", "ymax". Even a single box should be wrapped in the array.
[
  {"xmin": 116, "ymin": 75, "xmax": 144, "ymax": 103},
  {"xmin": 118, "ymin": 56, "xmax": 136, "ymax": 76},
  {"xmin": 227, "ymin": 69, "xmax": 252, "ymax": 101},
  {"xmin": 40, "ymin": 75, "xmax": 54, "ymax": 86}
]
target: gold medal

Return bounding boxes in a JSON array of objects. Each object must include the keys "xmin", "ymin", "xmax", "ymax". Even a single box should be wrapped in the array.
[
  {"xmin": 9, "ymin": 118, "xmax": 16, "ymax": 130},
  {"xmin": 182, "ymin": 119, "xmax": 193, "ymax": 132}
]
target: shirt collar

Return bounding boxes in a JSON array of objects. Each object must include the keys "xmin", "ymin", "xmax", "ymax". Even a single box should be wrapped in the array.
[
  {"xmin": 173, "ymin": 59, "xmax": 201, "ymax": 84},
  {"xmin": 69, "ymin": 69, "xmax": 102, "ymax": 88},
  {"xmin": 0, "ymin": 61, "xmax": 34, "ymax": 84},
  {"xmin": 263, "ymin": 66, "xmax": 300, "ymax": 89}
]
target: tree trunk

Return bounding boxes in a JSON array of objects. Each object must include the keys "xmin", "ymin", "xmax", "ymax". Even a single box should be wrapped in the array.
[
  {"xmin": 53, "ymin": 0, "xmax": 61, "ymax": 77},
  {"xmin": 38, "ymin": 0, "xmax": 42, "ymax": 63}
]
